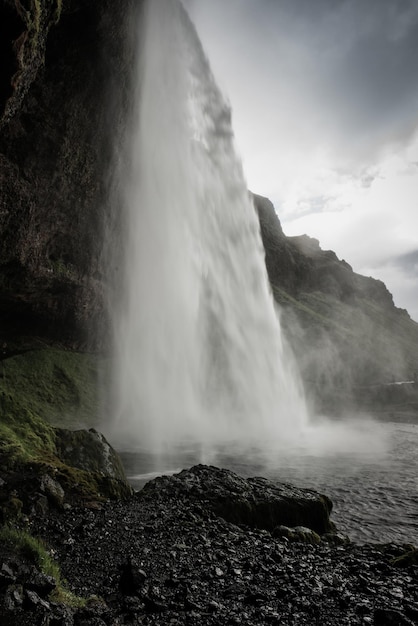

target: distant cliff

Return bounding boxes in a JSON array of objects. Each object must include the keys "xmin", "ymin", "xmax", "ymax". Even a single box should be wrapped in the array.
[{"xmin": 254, "ymin": 194, "xmax": 418, "ymax": 418}]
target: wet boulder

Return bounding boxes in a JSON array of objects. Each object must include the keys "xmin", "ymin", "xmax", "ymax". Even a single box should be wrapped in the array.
[
  {"xmin": 55, "ymin": 428, "xmax": 127, "ymax": 482},
  {"xmin": 140, "ymin": 464, "xmax": 334, "ymax": 535},
  {"xmin": 53, "ymin": 427, "xmax": 133, "ymax": 502}
]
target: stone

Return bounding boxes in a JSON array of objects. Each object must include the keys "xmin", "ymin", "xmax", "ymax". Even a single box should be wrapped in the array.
[
  {"xmin": 55, "ymin": 428, "xmax": 128, "ymax": 482},
  {"xmin": 0, "ymin": 562, "xmax": 15, "ymax": 586},
  {"xmin": 272, "ymin": 525, "xmax": 322, "ymax": 544},
  {"xmin": 3, "ymin": 584, "xmax": 24, "ymax": 610},
  {"xmin": 374, "ymin": 607, "xmax": 415, "ymax": 625},
  {"xmin": 141, "ymin": 465, "xmax": 334, "ymax": 535},
  {"xmin": 40, "ymin": 474, "xmax": 65, "ymax": 509},
  {"xmin": 24, "ymin": 589, "xmax": 51, "ymax": 610},
  {"xmin": 25, "ymin": 567, "xmax": 56, "ymax": 596},
  {"xmin": 119, "ymin": 558, "xmax": 147, "ymax": 595},
  {"xmin": 143, "ymin": 596, "xmax": 168, "ymax": 613}
]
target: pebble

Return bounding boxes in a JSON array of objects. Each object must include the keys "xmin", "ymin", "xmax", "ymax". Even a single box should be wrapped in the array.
[{"xmin": 1, "ymin": 466, "xmax": 418, "ymax": 626}]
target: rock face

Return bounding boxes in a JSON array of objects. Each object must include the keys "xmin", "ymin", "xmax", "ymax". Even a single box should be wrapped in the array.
[
  {"xmin": 254, "ymin": 194, "xmax": 418, "ymax": 416},
  {"xmin": 0, "ymin": 0, "xmax": 136, "ymax": 348}
]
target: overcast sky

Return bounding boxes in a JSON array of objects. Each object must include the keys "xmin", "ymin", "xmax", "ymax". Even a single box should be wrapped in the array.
[{"xmin": 188, "ymin": 0, "xmax": 418, "ymax": 321}]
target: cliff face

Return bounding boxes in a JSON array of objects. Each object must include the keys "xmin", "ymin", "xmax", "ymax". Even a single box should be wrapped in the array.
[
  {"xmin": 254, "ymin": 194, "xmax": 418, "ymax": 416},
  {"xmin": 0, "ymin": 0, "xmax": 136, "ymax": 348}
]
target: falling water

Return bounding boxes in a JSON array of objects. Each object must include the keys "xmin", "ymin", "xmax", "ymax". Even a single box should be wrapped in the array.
[{"xmin": 108, "ymin": 0, "xmax": 308, "ymax": 455}]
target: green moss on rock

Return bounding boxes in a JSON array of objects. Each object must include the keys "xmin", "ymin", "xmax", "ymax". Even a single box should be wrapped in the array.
[
  {"xmin": 0, "ymin": 526, "xmax": 86, "ymax": 607},
  {"xmin": 0, "ymin": 347, "xmax": 132, "ymax": 504},
  {"xmin": 0, "ymin": 348, "xmax": 102, "ymax": 430}
]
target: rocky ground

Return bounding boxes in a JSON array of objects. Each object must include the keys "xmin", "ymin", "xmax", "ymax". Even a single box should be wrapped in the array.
[{"xmin": 1, "ymin": 464, "xmax": 418, "ymax": 625}]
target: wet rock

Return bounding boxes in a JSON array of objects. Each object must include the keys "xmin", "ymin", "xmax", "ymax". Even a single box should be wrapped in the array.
[
  {"xmin": 25, "ymin": 567, "xmax": 56, "ymax": 596},
  {"xmin": 141, "ymin": 464, "xmax": 334, "ymax": 535},
  {"xmin": 41, "ymin": 474, "xmax": 65, "ymax": 509},
  {"xmin": 143, "ymin": 595, "xmax": 168, "ymax": 613},
  {"xmin": 374, "ymin": 607, "xmax": 415, "ymax": 625},
  {"xmin": 33, "ymin": 494, "xmax": 49, "ymax": 516},
  {"xmin": 46, "ymin": 604, "xmax": 75, "ymax": 626},
  {"xmin": 207, "ymin": 599, "xmax": 221, "ymax": 611},
  {"xmin": 3, "ymin": 584, "xmax": 24, "ymax": 610},
  {"xmin": 3, "ymin": 465, "xmax": 418, "ymax": 626},
  {"xmin": 55, "ymin": 429, "xmax": 128, "ymax": 482},
  {"xmin": 76, "ymin": 619, "xmax": 107, "ymax": 626},
  {"xmin": 322, "ymin": 531, "xmax": 350, "ymax": 545},
  {"xmin": 272, "ymin": 525, "xmax": 321, "ymax": 544},
  {"xmin": 0, "ymin": 562, "xmax": 15, "ymax": 586},
  {"xmin": 391, "ymin": 546, "xmax": 418, "ymax": 568},
  {"xmin": 119, "ymin": 558, "xmax": 147, "ymax": 595},
  {"xmin": 24, "ymin": 589, "xmax": 51, "ymax": 610}
]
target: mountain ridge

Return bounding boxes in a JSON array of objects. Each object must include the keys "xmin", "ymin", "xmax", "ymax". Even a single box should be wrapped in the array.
[{"xmin": 254, "ymin": 193, "xmax": 418, "ymax": 417}]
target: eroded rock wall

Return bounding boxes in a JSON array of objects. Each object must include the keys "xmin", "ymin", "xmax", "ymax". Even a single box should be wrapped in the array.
[{"xmin": 0, "ymin": 0, "xmax": 136, "ymax": 348}]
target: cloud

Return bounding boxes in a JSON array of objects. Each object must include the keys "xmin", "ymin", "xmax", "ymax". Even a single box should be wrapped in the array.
[
  {"xmin": 189, "ymin": 0, "xmax": 418, "ymax": 319},
  {"xmin": 191, "ymin": 0, "xmax": 418, "ymax": 166},
  {"xmin": 395, "ymin": 249, "xmax": 418, "ymax": 272}
]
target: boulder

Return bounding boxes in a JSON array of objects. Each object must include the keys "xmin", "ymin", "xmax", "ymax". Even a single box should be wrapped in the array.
[
  {"xmin": 40, "ymin": 474, "xmax": 65, "ymax": 509},
  {"xmin": 272, "ymin": 525, "xmax": 321, "ymax": 544},
  {"xmin": 53, "ymin": 427, "xmax": 133, "ymax": 502},
  {"xmin": 55, "ymin": 428, "xmax": 126, "ymax": 481},
  {"xmin": 140, "ymin": 464, "xmax": 334, "ymax": 535}
]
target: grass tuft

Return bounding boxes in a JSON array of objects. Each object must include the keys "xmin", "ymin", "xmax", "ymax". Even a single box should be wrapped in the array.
[{"xmin": 0, "ymin": 526, "xmax": 86, "ymax": 607}]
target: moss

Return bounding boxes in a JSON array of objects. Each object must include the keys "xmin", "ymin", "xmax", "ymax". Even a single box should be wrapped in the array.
[
  {"xmin": 0, "ymin": 347, "xmax": 126, "ymax": 502},
  {"xmin": 55, "ymin": 462, "xmax": 133, "ymax": 502},
  {"xmin": 0, "ymin": 348, "xmax": 102, "ymax": 431},
  {"xmin": 0, "ymin": 525, "xmax": 60, "ymax": 578},
  {"xmin": 0, "ymin": 526, "xmax": 86, "ymax": 607},
  {"xmin": 0, "ymin": 396, "xmax": 57, "ymax": 464},
  {"xmin": 0, "ymin": 495, "xmax": 23, "ymax": 524}
]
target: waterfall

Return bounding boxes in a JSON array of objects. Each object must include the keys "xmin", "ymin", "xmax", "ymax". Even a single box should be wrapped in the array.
[{"xmin": 108, "ymin": 0, "xmax": 308, "ymax": 454}]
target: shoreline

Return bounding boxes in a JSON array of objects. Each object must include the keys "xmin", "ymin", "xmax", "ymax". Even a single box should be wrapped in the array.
[{"xmin": 1, "ymin": 464, "xmax": 417, "ymax": 625}]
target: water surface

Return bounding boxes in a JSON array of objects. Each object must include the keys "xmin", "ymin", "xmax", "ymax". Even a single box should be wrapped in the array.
[{"xmin": 120, "ymin": 421, "xmax": 418, "ymax": 545}]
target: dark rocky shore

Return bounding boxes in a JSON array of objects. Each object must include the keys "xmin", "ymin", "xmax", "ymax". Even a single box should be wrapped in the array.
[{"xmin": 1, "ymin": 464, "xmax": 418, "ymax": 626}]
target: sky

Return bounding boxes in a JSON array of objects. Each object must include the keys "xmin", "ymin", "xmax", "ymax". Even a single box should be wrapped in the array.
[{"xmin": 188, "ymin": 0, "xmax": 418, "ymax": 321}]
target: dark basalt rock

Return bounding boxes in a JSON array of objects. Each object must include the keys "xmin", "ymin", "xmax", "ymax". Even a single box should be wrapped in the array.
[
  {"xmin": 0, "ymin": 425, "xmax": 133, "ymax": 521},
  {"xmin": 254, "ymin": 193, "xmax": 418, "ymax": 418},
  {"xmin": 0, "ymin": 0, "xmax": 137, "ymax": 349},
  {"xmin": 55, "ymin": 428, "xmax": 127, "ymax": 482},
  {"xmin": 1, "ymin": 465, "xmax": 418, "ymax": 625},
  {"xmin": 119, "ymin": 557, "xmax": 147, "ymax": 595},
  {"xmin": 141, "ymin": 464, "xmax": 333, "ymax": 535}
]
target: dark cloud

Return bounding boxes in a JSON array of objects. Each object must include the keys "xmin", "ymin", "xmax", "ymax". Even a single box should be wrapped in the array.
[
  {"xmin": 268, "ymin": 0, "xmax": 418, "ymax": 148},
  {"xmin": 191, "ymin": 0, "xmax": 418, "ymax": 163}
]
